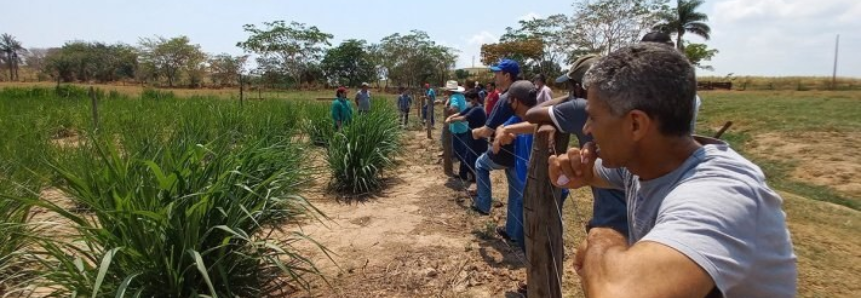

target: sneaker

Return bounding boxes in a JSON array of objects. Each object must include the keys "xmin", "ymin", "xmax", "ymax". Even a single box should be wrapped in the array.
[{"xmin": 470, "ymin": 205, "xmax": 489, "ymax": 216}]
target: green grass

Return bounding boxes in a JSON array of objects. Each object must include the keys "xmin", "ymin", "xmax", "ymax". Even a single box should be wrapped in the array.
[
  {"xmin": 697, "ymin": 90, "xmax": 861, "ymax": 210},
  {"xmin": 326, "ymin": 107, "xmax": 401, "ymax": 195},
  {"xmin": 0, "ymin": 86, "xmax": 355, "ymax": 296}
]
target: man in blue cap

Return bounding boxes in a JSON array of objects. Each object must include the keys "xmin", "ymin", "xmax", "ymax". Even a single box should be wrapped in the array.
[{"xmin": 470, "ymin": 58, "xmax": 524, "ymax": 241}]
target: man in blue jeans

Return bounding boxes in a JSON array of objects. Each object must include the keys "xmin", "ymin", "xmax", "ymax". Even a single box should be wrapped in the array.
[
  {"xmin": 471, "ymin": 59, "xmax": 519, "ymax": 220},
  {"xmin": 497, "ymin": 54, "xmax": 629, "ymax": 237}
]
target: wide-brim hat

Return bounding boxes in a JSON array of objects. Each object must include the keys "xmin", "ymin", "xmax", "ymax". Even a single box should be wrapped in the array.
[{"xmin": 444, "ymin": 80, "xmax": 465, "ymax": 92}]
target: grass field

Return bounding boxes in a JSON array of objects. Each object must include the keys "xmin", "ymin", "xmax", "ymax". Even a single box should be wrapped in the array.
[{"xmin": 1, "ymin": 83, "xmax": 858, "ymax": 297}]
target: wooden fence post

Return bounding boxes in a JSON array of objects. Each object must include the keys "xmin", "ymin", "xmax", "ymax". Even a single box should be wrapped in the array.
[
  {"xmin": 524, "ymin": 124, "xmax": 569, "ymax": 298},
  {"xmin": 442, "ymin": 107, "xmax": 453, "ymax": 176},
  {"xmin": 426, "ymin": 98, "xmax": 433, "ymax": 139},
  {"xmin": 89, "ymin": 87, "xmax": 99, "ymax": 132}
]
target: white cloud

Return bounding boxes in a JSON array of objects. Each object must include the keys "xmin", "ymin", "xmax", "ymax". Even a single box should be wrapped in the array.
[
  {"xmin": 701, "ymin": 0, "xmax": 861, "ymax": 76},
  {"xmin": 467, "ymin": 31, "xmax": 497, "ymax": 45},
  {"xmin": 518, "ymin": 12, "xmax": 541, "ymax": 21}
]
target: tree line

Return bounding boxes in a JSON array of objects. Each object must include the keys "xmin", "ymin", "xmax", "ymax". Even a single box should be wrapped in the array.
[{"xmin": 0, "ymin": 0, "xmax": 716, "ymax": 89}]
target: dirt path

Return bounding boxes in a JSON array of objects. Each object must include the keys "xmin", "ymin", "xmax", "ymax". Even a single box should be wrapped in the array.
[{"xmin": 290, "ymin": 129, "xmax": 535, "ymax": 298}]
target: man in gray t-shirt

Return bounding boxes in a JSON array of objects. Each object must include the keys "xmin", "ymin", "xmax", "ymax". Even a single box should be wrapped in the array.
[
  {"xmin": 548, "ymin": 44, "xmax": 796, "ymax": 298},
  {"xmin": 355, "ymin": 82, "xmax": 371, "ymax": 113}
]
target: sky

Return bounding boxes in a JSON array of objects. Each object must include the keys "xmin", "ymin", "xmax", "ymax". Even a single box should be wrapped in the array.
[{"xmin": 2, "ymin": 0, "xmax": 859, "ymax": 77}]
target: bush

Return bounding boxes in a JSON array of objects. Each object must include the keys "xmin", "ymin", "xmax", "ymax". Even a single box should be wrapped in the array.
[
  {"xmin": 327, "ymin": 108, "xmax": 400, "ymax": 194},
  {"xmin": 23, "ymin": 138, "xmax": 327, "ymax": 297},
  {"xmin": 141, "ymin": 88, "xmax": 175, "ymax": 100},
  {"xmin": 301, "ymin": 103, "xmax": 335, "ymax": 146}
]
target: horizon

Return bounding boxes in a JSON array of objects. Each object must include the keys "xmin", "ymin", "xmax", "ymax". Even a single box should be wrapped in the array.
[{"xmin": 2, "ymin": 0, "xmax": 859, "ymax": 77}]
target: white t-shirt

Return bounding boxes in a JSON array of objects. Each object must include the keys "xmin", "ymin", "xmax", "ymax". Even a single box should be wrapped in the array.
[{"xmin": 536, "ymin": 85, "xmax": 552, "ymax": 104}]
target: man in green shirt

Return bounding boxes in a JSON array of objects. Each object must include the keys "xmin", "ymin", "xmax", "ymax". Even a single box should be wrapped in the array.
[{"xmin": 331, "ymin": 86, "xmax": 353, "ymax": 131}]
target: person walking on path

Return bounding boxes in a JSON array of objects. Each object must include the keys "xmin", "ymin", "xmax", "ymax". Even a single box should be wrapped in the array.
[
  {"xmin": 331, "ymin": 86, "xmax": 353, "ymax": 131},
  {"xmin": 355, "ymin": 82, "xmax": 372, "ymax": 114},
  {"xmin": 397, "ymin": 87, "xmax": 413, "ymax": 127}
]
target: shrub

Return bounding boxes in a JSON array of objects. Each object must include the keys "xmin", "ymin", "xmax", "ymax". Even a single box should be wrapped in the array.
[
  {"xmin": 23, "ymin": 138, "xmax": 328, "ymax": 297},
  {"xmin": 326, "ymin": 108, "xmax": 400, "ymax": 194}
]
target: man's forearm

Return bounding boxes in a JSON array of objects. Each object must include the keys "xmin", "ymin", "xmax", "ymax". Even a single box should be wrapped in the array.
[
  {"xmin": 581, "ymin": 229, "xmax": 631, "ymax": 298},
  {"xmin": 504, "ymin": 122, "xmax": 537, "ymax": 135}
]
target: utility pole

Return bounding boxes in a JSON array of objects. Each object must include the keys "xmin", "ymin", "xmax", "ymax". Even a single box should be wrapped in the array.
[{"xmin": 832, "ymin": 34, "xmax": 840, "ymax": 90}]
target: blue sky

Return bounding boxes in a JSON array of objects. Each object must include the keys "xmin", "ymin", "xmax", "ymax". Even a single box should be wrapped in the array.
[{"xmin": 3, "ymin": 0, "xmax": 860, "ymax": 77}]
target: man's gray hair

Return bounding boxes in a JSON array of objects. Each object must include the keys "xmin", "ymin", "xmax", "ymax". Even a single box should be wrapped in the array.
[{"xmin": 583, "ymin": 43, "xmax": 697, "ymax": 136}]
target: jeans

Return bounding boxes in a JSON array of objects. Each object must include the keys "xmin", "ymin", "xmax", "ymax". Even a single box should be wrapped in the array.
[
  {"xmin": 452, "ymin": 132, "xmax": 472, "ymax": 180},
  {"xmin": 473, "ymin": 152, "xmax": 524, "ymax": 244},
  {"xmin": 399, "ymin": 109, "xmax": 410, "ymax": 126},
  {"xmin": 422, "ymin": 104, "xmax": 434, "ymax": 125}
]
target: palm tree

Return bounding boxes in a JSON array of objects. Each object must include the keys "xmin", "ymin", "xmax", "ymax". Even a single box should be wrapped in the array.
[
  {"xmin": 654, "ymin": 0, "xmax": 711, "ymax": 52},
  {"xmin": 0, "ymin": 34, "xmax": 26, "ymax": 81}
]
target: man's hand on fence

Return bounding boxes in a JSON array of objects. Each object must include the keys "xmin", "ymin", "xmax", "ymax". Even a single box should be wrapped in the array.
[
  {"xmin": 492, "ymin": 126, "xmax": 516, "ymax": 154},
  {"xmin": 548, "ymin": 142, "xmax": 598, "ymax": 189}
]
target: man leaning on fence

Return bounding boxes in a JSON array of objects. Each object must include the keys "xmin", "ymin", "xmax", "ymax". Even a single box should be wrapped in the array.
[{"xmin": 548, "ymin": 43, "xmax": 797, "ymax": 298}]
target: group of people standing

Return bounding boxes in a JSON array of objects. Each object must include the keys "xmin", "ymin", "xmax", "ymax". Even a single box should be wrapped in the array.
[
  {"xmin": 436, "ymin": 32, "xmax": 797, "ymax": 298},
  {"xmin": 329, "ymin": 31, "xmax": 797, "ymax": 298}
]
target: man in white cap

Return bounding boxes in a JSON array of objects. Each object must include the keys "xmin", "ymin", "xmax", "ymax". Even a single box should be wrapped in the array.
[{"xmin": 355, "ymin": 82, "xmax": 372, "ymax": 114}]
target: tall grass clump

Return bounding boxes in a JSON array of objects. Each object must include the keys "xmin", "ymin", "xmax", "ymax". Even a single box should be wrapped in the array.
[
  {"xmin": 0, "ymin": 179, "xmax": 37, "ymax": 295},
  {"xmin": 301, "ymin": 102, "xmax": 334, "ymax": 146},
  {"xmin": 327, "ymin": 108, "xmax": 401, "ymax": 194},
  {"xmin": 22, "ymin": 137, "xmax": 328, "ymax": 297}
]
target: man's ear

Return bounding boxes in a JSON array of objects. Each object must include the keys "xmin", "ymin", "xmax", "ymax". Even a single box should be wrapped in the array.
[{"xmin": 628, "ymin": 110, "xmax": 652, "ymax": 142}]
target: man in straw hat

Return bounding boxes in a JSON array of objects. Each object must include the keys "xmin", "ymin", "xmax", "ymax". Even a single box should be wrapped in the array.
[{"xmin": 443, "ymin": 80, "xmax": 470, "ymax": 181}]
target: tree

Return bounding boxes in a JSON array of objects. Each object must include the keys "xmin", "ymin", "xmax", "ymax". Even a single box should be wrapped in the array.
[
  {"xmin": 500, "ymin": 14, "xmax": 570, "ymax": 77},
  {"xmin": 41, "ymin": 42, "xmax": 137, "ymax": 83},
  {"xmin": 564, "ymin": 0, "xmax": 669, "ymax": 58},
  {"xmin": 208, "ymin": 54, "xmax": 247, "ymax": 87},
  {"xmin": 684, "ymin": 42, "xmax": 718, "ymax": 70},
  {"xmin": 454, "ymin": 69, "xmax": 470, "ymax": 81},
  {"xmin": 138, "ymin": 36, "xmax": 206, "ymax": 87},
  {"xmin": 237, "ymin": 21, "xmax": 333, "ymax": 88},
  {"xmin": 479, "ymin": 39, "xmax": 544, "ymax": 68},
  {"xmin": 654, "ymin": 0, "xmax": 711, "ymax": 51},
  {"xmin": 376, "ymin": 30, "xmax": 457, "ymax": 88},
  {"xmin": 0, "ymin": 34, "xmax": 27, "ymax": 81},
  {"xmin": 321, "ymin": 39, "xmax": 376, "ymax": 87}
]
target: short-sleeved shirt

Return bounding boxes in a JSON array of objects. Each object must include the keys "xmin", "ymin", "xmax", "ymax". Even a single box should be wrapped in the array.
[
  {"xmin": 426, "ymin": 88, "xmax": 436, "ymax": 103},
  {"xmin": 536, "ymin": 85, "xmax": 553, "ymax": 104},
  {"xmin": 448, "ymin": 93, "xmax": 469, "ymax": 134},
  {"xmin": 355, "ymin": 90, "xmax": 371, "ymax": 111},
  {"xmin": 594, "ymin": 137, "xmax": 797, "ymax": 298},
  {"xmin": 397, "ymin": 94, "xmax": 412, "ymax": 111},
  {"xmin": 484, "ymin": 90, "xmax": 514, "ymax": 168},
  {"xmin": 331, "ymin": 98, "xmax": 353, "ymax": 126},
  {"xmin": 549, "ymin": 97, "xmax": 628, "ymax": 234},
  {"xmin": 485, "ymin": 89, "xmax": 500, "ymax": 115},
  {"xmin": 460, "ymin": 105, "xmax": 488, "ymax": 153}
]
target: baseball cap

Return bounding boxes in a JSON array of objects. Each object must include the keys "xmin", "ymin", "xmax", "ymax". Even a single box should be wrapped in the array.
[
  {"xmin": 489, "ymin": 59, "xmax": 520, "ymax": 77},
  {"xmin": 556, "ymin": 54, "xmax": 600, "ymax": 84},
  {"xmin": 337, "ymin": 86, "xmax": 347, "ymax": 92},
  {"xmin": 507, "ymin": 80, "xmax": 537, "ymax": 104}
]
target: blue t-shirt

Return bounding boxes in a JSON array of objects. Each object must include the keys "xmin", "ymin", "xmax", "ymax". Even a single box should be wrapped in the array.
[
  {"xmin": 504, "ymin": 116, "xmax": 532, "ymax": 184},
  {"xmin": 448, "ymin": 93, "xmax": 469, "ymax": 134},
  {"xmin": 426, "ymin": 88, "xmax": 436, "ymax": 103}
]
